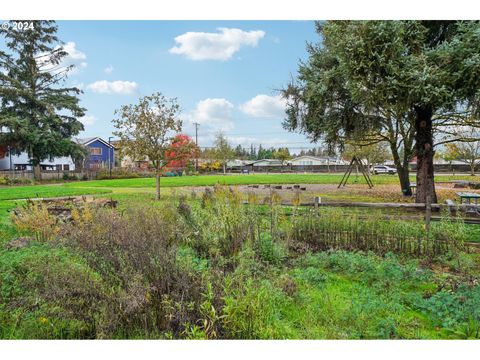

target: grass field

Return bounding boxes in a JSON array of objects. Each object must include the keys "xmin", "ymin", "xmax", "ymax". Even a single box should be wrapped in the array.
[
  {"xmin": 63, "ymin": 173, "xmax": 480, "ymax": 189},
  {"xmin": 0, "ymin": 185, "xmax": 112, "ymax": 201}
]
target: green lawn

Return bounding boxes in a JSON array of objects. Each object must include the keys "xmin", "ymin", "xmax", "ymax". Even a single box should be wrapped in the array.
[
  {"xmin": 64, "ymin": 173, "xmax": 480, "ymax": 189},
  {"xmin": 0, "ymin": 185, "xmax": 111, "ymax": 201},
  {"xmin": 65, "ymin": 173, "xmax": 394, "ymax": 188}
]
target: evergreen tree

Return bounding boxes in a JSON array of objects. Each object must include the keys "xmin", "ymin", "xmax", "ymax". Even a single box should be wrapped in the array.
[
  {"xmin": 284, "ymin": 21, "xmax": 480, "ymax": 202},
  {"xmin": 257, "ymin": 144, "xmax": 264, "ymax": 160},
  {"xmin": 249, "ymin": 144, "xmax": 257, "ymax": 160},
  {"xmin": 0, "ymin": 21, "xmax": 86, "ymax": 179}
]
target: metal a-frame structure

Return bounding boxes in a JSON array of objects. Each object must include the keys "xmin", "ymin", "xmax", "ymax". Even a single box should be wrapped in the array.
[{"xmin": 338, "ymin": 156, "xmax": 374, "ymax": 189}]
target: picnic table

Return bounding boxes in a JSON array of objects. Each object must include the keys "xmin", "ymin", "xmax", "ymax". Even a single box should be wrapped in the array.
[{"xmin": 457, "ymin": 192, "xmax": 480, "ymax": 205}]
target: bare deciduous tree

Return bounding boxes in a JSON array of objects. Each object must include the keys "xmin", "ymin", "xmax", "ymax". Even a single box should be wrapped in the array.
[
  {"xmin": 113, "ymin": 92, "xmax": 182, "ymax": 200},
  {"xmin": 444, "ymin": 126, "xmax": 480, "ymax": 176}
]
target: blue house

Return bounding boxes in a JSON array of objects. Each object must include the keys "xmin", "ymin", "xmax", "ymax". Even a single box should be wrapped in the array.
[{"xmin": 75, "ymin": 137, "xmax": 115, "ymax": 170}]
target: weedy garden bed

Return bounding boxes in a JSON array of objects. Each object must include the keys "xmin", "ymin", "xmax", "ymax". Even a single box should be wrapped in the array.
[{"xmin": 0, "ymin": 185, "xmax": 478, "ymax": 339}]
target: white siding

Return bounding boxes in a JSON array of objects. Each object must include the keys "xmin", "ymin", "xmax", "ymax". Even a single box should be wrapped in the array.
[
  {"xmin": 290, "ymin": 156, "xmax": 327, "ymax": 166},
  {"xmin": 0, "ymin": 151, "xmax": 75, "ymax": 171}
]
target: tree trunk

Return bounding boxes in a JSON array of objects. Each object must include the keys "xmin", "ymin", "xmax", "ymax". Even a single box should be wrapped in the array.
[
  {"xmin": 33, "ymin": 164, "xmax": 42, "ymax": 181},
  {"xmin": 414, "ymin": 106, "xmax": 437, "ymax": 204},
  {"xmin": 155, "ymin": 171, "xmax": 161, "ymax": 201},
  {"xmin": 223, "ymin": 163, "xmax": 226, "ymax": 175},
  {"xmin": 471, "ymin": 162, "xmax": 476, "ymax": 176},
  {"xmin": 398, "ymin": 166, "xmax": 412, "ymax": 196},
  {"xmin": 389, "ymin": 143, "xmax": 411, "ymax": 196}
]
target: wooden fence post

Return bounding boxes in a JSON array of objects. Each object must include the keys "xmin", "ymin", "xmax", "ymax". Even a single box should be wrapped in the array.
[{"xmin": 425, "ymin": 195, "xmax": 432, "ymax": 255}]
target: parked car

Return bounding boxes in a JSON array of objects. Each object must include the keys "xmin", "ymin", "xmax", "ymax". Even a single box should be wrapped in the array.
[{"xmin": 373, "ymin": 165, "xmax": 397, "ymax": 175}]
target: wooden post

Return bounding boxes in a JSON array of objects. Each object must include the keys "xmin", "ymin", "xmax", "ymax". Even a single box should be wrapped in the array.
[
  {"xmin": 314, "ymin": 196, "xmax": 320, "ymax": 215},
  {"xmin": 425, "ymin": 194, "xmax": 431, "ymax": 255},
  {"xmin": 425, "ymin": 195, "xmax": 431, "ymax": 232}
]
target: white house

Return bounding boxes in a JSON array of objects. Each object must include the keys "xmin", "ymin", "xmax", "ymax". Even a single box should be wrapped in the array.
[
  {"xmin": 290, "ymin": 155, "xmax": 327, "ymax": 166},
  {"xmin": 226, "ymin": 159, "xmax": 252, "ymax": 168},
  {"xmin": 289, "ymin": 155, "xmax": 347, "ymax": 166},
  {"xmin": 0, "ymin": 145, "xmax": 75, "ymax": 171},
  {"xmin": 251, "ymin": 159, "xmax": 284, "ymax": 167}
]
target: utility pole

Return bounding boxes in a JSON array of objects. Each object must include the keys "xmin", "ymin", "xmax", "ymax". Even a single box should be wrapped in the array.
[
  {"xmin": 193, "ymin": 122, "xmax": 199, "ymax": 172},
  {"xmin": 108, "ymin": 136, "xmax": 114, "ymax": 179}
]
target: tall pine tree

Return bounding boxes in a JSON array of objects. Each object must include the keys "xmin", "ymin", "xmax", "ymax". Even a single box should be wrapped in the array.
[{"xmin": 0, "ymin": 20, "xmax": 85, "ymax": 179}]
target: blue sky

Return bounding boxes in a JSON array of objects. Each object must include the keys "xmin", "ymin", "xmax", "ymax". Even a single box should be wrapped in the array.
[{"xmin": 54, "ymin": 21, "xmax": 319, "ymax": 151}]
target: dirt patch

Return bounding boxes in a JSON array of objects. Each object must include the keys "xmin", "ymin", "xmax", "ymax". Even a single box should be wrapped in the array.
[
  {"xmin": 181, "ymin": 183, "xmax": 413, "ymax": 203},
  {"xmin": 179, "ymin": 182, "xmax": 480, "ymax": 205}
]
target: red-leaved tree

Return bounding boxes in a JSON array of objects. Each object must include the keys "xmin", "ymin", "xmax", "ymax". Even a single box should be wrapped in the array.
[{"xmin": 165, "ymin": 134, "xmax": 199, "ymax": 170}]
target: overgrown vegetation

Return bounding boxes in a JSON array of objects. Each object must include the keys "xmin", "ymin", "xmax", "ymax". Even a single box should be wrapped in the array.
[
  {"xmin": 290, "ymin": 208, "xmax": 466, "ymax": 257},
  {"xmin": 1, "ymin": 186, "xmax": 478, "ymax": 339}
]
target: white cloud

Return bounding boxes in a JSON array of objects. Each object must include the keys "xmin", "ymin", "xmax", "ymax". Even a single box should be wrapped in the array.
[
  {"xmin": 87, "ymin": 80, "xmax": 138, "ymax": 95},
  {"xmin": 63, "ymin": 41, "xmax": 87, "ymax": 61},
  {"xmin": 186, "ymin": 98, "xmax": 235, "ymax": 131},
  {"xmin": 169, "ymin": 28, "xmax": 265, "ymax": 61},
  {"xmin": 104, "ymin": 65, "xmax": 114, "ymax": 74},
  {"xmin": 239, "ymin": 94, "xmax": 287, "ymax": 118},
  {"xmin": 79, "ymin": 115, "xmax": 96, "ymax": 126}
]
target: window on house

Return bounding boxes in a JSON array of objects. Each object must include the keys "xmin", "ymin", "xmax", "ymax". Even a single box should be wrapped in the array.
[
  {"xmin": 56, "ymin": 164, "xmax": 62, "ymax": 171},
  {"xmin": 63, "ymin": 164, "xmax": 70, "ymax": 171},
  {"xmin": 90, "ymin": 147, "xmax": 102, "ymax": 155}
]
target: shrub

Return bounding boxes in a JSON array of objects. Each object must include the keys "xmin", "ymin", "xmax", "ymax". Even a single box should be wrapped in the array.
[
  {"xmin": 12, "ymin": 201, "xmax": 60, "ymax": 241},
  {"xmin": 62, "ymin": 173, "xmax": 78, "ymax": 181},
  {"xmin": 0, "ymin": 176, "xmax": 33, "ymax": 186},
  {"xmin": 58, "ymin": 204, "xmax": 208, "ymax": 337},
  {"xmin": 96, "ymin": 169, "xmax": 141, "ymax": 180},
  {"xmin": 180, "ymin": 186, "xmax": 260, "ymax": 260}
]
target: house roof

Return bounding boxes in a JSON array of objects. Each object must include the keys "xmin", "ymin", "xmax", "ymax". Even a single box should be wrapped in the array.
[
  {"xmin": 291, "ymin": 155, "xmax": 326, "ymax": 161},
  {"xmin": 251, "ymin": 158, "xmax": 283, "ymax": 165},
  {"xmin": 291, "ymin": 155, "xmax": 340, "ymax": 162},
  {"xmin": 75, "ymin": 137, "xmax": 114, "ymax": 148}
]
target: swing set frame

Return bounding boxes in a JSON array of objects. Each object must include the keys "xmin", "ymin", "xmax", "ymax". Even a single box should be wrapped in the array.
[{"xmin": 338, "ymin": 156, "xmax": 374, "ymax": 189}]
